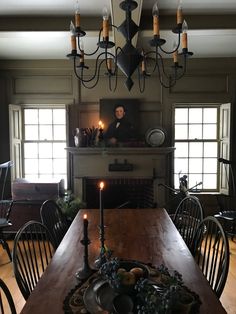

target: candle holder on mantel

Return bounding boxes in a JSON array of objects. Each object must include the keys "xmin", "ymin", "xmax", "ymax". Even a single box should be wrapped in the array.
[
  {"xmin": 98, "ymin": 121, "xmax": 104, "ymax": 142},
  {"xmin": 76, "ymin": 218, "xmax": 94, "ymax": 280},
  {"xmin": 98, "ymin": 128, "xmax": 104, "ymax": 142}
]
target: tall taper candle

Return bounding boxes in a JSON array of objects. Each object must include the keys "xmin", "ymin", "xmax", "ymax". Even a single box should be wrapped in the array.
[
  {"xmin": 99, "ymin": 181, "xmax": 104, "ymax": 229},
  {"xmin": 83, "ymin": 214, "xmax": 88, "ymax": 239}
]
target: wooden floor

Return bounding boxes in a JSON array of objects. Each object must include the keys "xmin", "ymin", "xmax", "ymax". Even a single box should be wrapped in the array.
[{"xmin": 1, "ymin": 239, "xmax": 236, "ymax": 314}]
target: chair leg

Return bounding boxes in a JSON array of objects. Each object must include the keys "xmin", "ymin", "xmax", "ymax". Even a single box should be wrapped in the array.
[
  {"xmin": 0, "ymin": 236, "xmax": 12, "ymax": 262},
  {"xmin": 231, "ymin": 221, "xmax": 236, "ymax": 241}
]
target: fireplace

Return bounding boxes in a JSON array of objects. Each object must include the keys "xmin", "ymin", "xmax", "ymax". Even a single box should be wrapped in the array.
[
  {"xmin": 84, "ymin": 177, "xmax": 154, "ymax": 209},
  {"xmin": 66, "ymin": 147, "xmax": 175, "ymax": 208}
]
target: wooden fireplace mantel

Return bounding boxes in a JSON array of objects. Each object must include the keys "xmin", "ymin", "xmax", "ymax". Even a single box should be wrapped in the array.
[
  {"xmin": 65, "ymin": 146, "xmax": 175, "ymax": 207},
  {"xmin": 65, "ymin": 146, "xmax": 175, "ymax": 156}
]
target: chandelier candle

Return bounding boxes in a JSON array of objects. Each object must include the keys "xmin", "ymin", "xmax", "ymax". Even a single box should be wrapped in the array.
[
  {"xmin": 181, "ymin": 20, "xmax": 188, "ymax": 49},
  {"xmin": 152, "ymin": 3, "xmax": 159, "ymax": 36},
  {"xmin": 177, "ymin": 0, "xmax": 183, "ymax": 25},
  {"xmin": 102, "ymin": 6, "xmax": 109, "ymax": 40}
]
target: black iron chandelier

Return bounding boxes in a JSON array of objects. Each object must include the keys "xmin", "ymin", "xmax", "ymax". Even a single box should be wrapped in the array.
[{"xmin": 67, "ymin": 0, "xmax": 193, "ymax": 92}]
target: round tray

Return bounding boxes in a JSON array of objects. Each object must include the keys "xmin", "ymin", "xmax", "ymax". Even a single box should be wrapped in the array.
[
  {"xmin": 145, "ymin": 128, "xmax": 166, "ymax": 147},
  {"xmin": 83, "ymin": 277, "xmax": 116, "ymax": 313}
]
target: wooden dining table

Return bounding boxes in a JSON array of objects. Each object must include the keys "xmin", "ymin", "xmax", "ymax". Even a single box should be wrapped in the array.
[{"xmin": 20, "ymin": 208, "xmax": 227, "ymax": 314}]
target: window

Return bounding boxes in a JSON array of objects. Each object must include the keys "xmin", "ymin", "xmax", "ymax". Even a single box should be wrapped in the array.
[
  {"xmin": 174, "ymin": 105, "xmax": 229, "ymax": 192},
  {"xmin": 9, "ymin": 105, "xmax": 67, "ymax": 186}
]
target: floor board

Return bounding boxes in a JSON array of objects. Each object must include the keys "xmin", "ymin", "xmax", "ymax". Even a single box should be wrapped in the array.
[{"xmin": 1, "ymin": 239, "xmax": 236, "ymax": 313}]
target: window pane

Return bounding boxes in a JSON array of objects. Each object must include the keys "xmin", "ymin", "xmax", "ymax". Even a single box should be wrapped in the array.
[
  {"xmin": 175, "ymin": 143, "xmax": 188, "ymax": 157},
  {"xmin": 53, "ymin": 109, "xmax": 65, "ymax": 124},
  {"xmin": 25, "ymin": 174, "xmax": 39, "ymax": 181},
  {"xmin": 189, "ymin": 142, "xmax": 203, "ymax": 157},
  {"xmin": 39, "ymin": 109, "xmax": 52, "ymax": 124},
  {"xmin": 53, "ymin": 159, "xmax": 67, "ymax": 173},
  {"xmin": 203, "ymin": 124, "xmax": 217, "ymax": 139},
  {"xmin": 175, "ymin": 125, "xmax": 188, "ymax": 139},
  {"xmin": 204, "ymin": 158, "xmax": 217, "ymax": 173},
  {"xmin": 188, "ymin": 174, "xmax": 203, "ymax": 190},
  {"xmin": 174, "ymin": 106, "xmax": 219, "ymax": 191},
  {"xmin": 204, "ymin": 143, "xmax": 217, "ymax": 157},
  {"xmin": 53, "ymin": 143, "xmax": 66, "ymax": 158},
  {"xmin": 203, "ymin": 174, "xmax": 217, "ymax": 189},
  {"xmin": 39, "ymin": 143, "xmax": 52, "ymax": 158},
  {"xmin": 39, "ymin": 174, "xmax": 54, "ymax": 180},
  {"xmin": 24, "ymin": 143, "xmax": 38, "ymax": 158},
  {"xmin": 39, "ymin": 125, "xmax": 53, "ymax": 140},
  {"xmin": 189, "ymin": 125, "xmax": 202, "ymax": 139},
  {"xmin": 25, "ymin": 125, "xmax": 38, "ymax": 140},
  {"xmin": 24, "ymin": 159, "xmax": 38, "ymax": 174},
  {"xmin": 24, "ymin": 109, "xmax": 38, "ymax": 124},
  {"xmin": 175, "ymin": 158, "xmax": 188, "ymax": 174},
  {"xmin": 23, "ymin": 107, "xmax": 67, "ymax": 183},
  {"xmin": 189, "ymin": 158, "xmax": 202, "ymax": 173},
  {"xmin": 175, "ymin": 108, "xmax": 188, "ymax": 123},
  {"xmin": 53, "ymin": 125, "xmax": 66, "ymax": 140},
  {"xmin": 203, "ymin": 108, "xmax": 217, "ymax": 123},
  {"xmin": 189, "ymin": 108, "xmax": 202, "ymax": 123},
  {"xmin": 39, "ymin": 159, "xmax": 53, "ymax": 174}
]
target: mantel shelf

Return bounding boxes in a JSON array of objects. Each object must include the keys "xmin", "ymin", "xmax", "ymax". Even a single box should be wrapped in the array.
[{"xmin": 65, "ymin": 146, "xmax": 175, "ymax": 156}]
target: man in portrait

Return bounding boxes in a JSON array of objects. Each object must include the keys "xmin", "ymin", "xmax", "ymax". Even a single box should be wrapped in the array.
[{"xmin": 104, "ymin": 104, "xmax": 136, "ymax": 146}]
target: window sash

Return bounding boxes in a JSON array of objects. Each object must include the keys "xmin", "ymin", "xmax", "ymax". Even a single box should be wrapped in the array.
[{"xmin": 174, "ymin": 105, "xmax": 220, "ymax": 192}]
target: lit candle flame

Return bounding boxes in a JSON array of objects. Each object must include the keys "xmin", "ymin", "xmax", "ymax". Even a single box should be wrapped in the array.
[
  {"xmin": 98, "ymin": 120, "xmax": 104, "ymax": 129},
  {"xmin": 99, "ymin": 181, "xmax": 105, "ymax": 190},
  {"xmin": 83, "ymin": 214, "xmax": 87, "ymax": 219}
]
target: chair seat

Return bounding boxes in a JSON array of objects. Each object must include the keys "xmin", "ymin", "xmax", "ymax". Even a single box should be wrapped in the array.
[{"xmin": 0, "ymin": 218, "xmax": 12, "ymax": 227}]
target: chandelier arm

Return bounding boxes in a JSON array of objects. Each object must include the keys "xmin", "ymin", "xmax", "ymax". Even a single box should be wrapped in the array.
[
  {"xmin": 159, "ymin": 32, "xmax": 181, "ymax": 54},
  {"xmin": 110, "ymin": 24, "xmax": 118, "ymax": 30},
  {"xmin": 73, "ymin": 58, "xmax": 83, "ymax": 81},
  {"xmin": 143, "ymin": 49, "xmax": 168, "ymax": 77},
  {"xmin": 105, "ymin": 46, "xmax": 121, "ymax": 77},
  {"xmin": 142, "ymin": 51, "xmax": 158, "ymax": 75},
  {"xmin": 74, "ymin": 52, "xmax": 106, "ymax": 83},
  {"xmin": 78, "ymin": 29, "xmax": 102, "ymax": 57},
  {"xmin": 81, "ymin": 59, "xmax": 106, "ymax": 89},
  {"xmin": 104, "ymin": 49, "xmax": 116, "ymax": 75},
  {"xmin": 155, "ymin": 55, "xmax": 178, "ymax": 89},
  {"xmin": 175, "ymin": 54, "xmax": 187, "ymax": 80},
  {"xmin": 108, "ymin": 67, "xmax": 118, "ymax": 92},
  {"xmin": 138, "ymin": 66, "xmax": 145, "ymax": 93}
]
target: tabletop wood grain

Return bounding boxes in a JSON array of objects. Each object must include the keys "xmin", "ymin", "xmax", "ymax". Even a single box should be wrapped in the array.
[{"xmin": 20, "ymin": 208, "xmax": 226, "ymax": 314}]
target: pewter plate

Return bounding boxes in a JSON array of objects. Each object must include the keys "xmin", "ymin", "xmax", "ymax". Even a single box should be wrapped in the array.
[
  {"xmin": 145, "ymin": 128, "xmax": 166, "ymax": 147},
  {"xmin": 83, "ymin": 277, "xmax": 116, "ymax": 313}
]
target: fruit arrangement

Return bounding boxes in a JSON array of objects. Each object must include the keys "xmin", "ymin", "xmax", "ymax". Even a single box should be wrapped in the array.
[
  {"xmin": 117, "ymin": 266, "xmax": 145, "ymax": 286},
  {"xmin": 100, "ymin": 258, "xmax": 149, "ymax": 294}
]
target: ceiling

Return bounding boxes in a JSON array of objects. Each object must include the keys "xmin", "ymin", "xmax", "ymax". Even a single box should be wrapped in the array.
[{"xmin": 0, "ymin": 0, "xmax": 236, "ymax": 60}]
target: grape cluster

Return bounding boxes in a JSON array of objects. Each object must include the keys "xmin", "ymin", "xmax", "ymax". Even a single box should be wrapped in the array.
[
  {"xmin": 99, "ymin": 258, "xmax": 121, "ymax": 289},
  {"xmin": 134, "ymin": 264, "xmax": 197, "ymax": 314}
]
